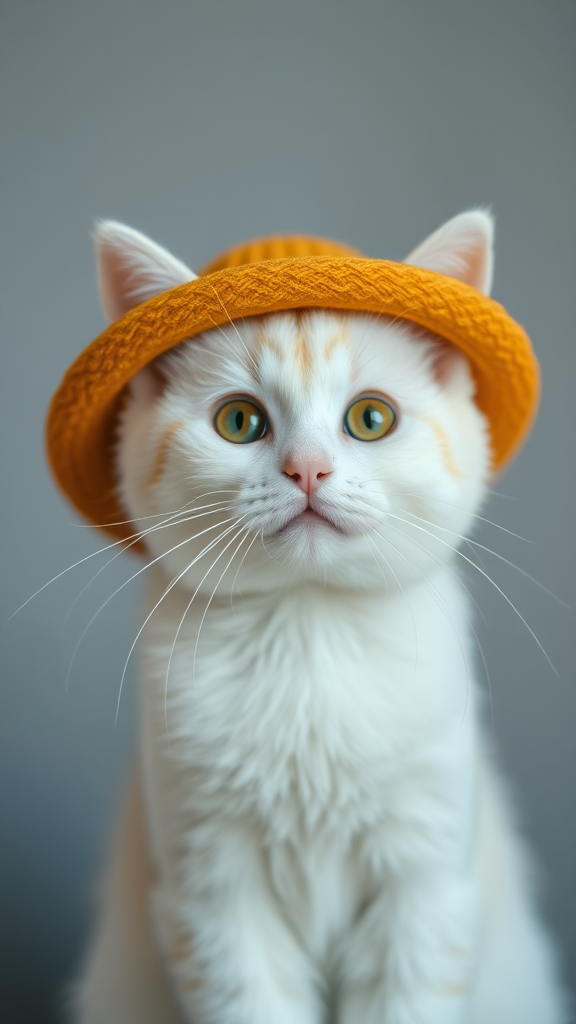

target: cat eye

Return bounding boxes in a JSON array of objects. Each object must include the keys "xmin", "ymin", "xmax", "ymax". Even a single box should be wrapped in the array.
[
  {"xmin": 214, "ymin": 398, "xmax": 268, "ymax": 444},
  {"xmin": 344, "ymin": 395, "xmax": 397, "ymax": 442}
]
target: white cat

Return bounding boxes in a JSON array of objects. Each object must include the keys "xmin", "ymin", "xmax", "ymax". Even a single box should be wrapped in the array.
[{"xmin": 75, "ymin": 213, "xmax": 565, "ymax": 1023}]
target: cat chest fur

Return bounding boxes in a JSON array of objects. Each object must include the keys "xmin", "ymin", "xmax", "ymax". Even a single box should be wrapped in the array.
[{"xmin": 139, "ymin": 568, "xmax": 477, "ymax": 868}]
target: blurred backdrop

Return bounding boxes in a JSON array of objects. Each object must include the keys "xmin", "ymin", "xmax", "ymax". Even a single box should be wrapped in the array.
[{"xmin": 1, "ymin": 1, "xmax": 575, "ymax": 1020}]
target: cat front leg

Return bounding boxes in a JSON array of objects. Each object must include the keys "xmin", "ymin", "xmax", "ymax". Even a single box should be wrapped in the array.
[
  {"xmin": 75, "ymin": 773, "xmax": 182, "ymax": 1024},
  {"xmin": 153, "ymin": 820, "xmax": 323, "ymax": 1024},
  {"xmin": 337, "ymin": 869, "xmax": 478, "ymax": 1024}
]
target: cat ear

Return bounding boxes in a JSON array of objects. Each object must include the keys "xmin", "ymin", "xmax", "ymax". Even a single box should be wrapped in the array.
[
  {"xmin": 94, "ymin": 220, "xmax": 197, "ymax": 323},
  {"xmin": 404, "ymin": 210, "xmax": 494, "ymax": 295}
]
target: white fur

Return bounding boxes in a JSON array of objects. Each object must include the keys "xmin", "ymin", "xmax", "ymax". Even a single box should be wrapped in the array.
[{"xmin": 76, "ymin": 214, "xmax": 565, "ymax": 1023}]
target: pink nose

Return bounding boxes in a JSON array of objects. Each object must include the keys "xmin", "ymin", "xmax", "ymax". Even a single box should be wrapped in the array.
[{"xmin": 283, "ymin": 455, "xmax": 333, "ymax": 496}]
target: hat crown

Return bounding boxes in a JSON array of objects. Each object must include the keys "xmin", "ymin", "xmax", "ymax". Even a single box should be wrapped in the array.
[{"xmin": 199, "ymin": 234, "xmax": 363, "ymax": 276}]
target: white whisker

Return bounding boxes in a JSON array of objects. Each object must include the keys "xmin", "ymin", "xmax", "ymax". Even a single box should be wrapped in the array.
[
  {"xmin": 9, "ymin": 499, "xmax": 231, "ymax": 620},
  {"xmin": 396, "ymin": 491, "xmax": 531, "ymax": 543},
  {"xmin": 64, "ymin": 516, "xmax": 241, "ymax": 695},
  {"xmin": 67, "ymin": 516, "xmax": 241, "ymax": 692},
  {"xmin": 230, "ymin": 530, "xmax": 260, "ymax": 620},
  {"xmin": 383, "ymin": 511, "xmax": 558, "ymax": 675},
  {"xmin": 382, "ymin": 518, "xmax": 492, "ymax": 727},
  {"xmin": 365, "ymin": 532, "xmax": 419, "ymax": 678},
  {"xmin": 208, "ymin": 284, "xmax": 260, "ymax": 377},
  {"xmin": 191, "ymin": 528, "xmax": 251, "ymax": 685},
  {"xmin": 73, "ymin": 492, "xmax": 235, "ymax": 529},
  {"xmin": 384, "ymin": 514, "xmax": 488, "ymax": 629},
  {"xmin": 387, "ymin": 504, "xmax": 567, "ymax": 608},
  {"xmin": 371, "ymin": 526, "xmax": 472, "ymax": 719},
  {"xmin": 162, "ymin": 522, "xmax": 250, "ymax": 730},
  {"xmin": 63, "ymin": 504, "xmax": 237, "ymax": 626},
  {"xmin": 116, "ymin": 517, "xmax": 247, "ymax": 723}
]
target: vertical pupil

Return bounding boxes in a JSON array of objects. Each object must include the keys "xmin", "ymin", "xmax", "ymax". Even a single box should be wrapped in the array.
[
  {"xmin": 234, "ymin": 410, "xmax": 244, "ymax": 431},
  {"xmin": 363, "ymin": 406, "xmax": 374, "ymax": 429}
]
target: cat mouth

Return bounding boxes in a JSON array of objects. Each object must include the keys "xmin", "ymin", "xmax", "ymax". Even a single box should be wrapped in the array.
[{"xmin": 278, "ymin": 507, "xmax": 343, "ymax": 534}]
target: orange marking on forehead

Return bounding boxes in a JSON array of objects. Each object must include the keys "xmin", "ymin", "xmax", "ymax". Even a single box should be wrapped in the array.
[
  {"xmin": 424, "ymin": 416, "xmax": 464, "ymax": 479},
  {"xmin": 323, "ymin": 327, "xmax": 349, "ymax": 360},
  {"xmin": 293, "ymin": 317, "xmax": 313, "ymax": 379},
  {"xmin": 255, "ymin": 332, "xmax": 282, "ymax": 358},
  {"xmin": 146, "ymin": 420, "xmax": 185, "ymax": 489}
]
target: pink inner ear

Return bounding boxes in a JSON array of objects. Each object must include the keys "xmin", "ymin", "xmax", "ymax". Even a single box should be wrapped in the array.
[
  {"xmin": 404, "ymin": 211, "xmax": 494, "ymax": 295},
  {"xmin": 97, "ymin": 247, "xmax": 132, "ymax": 322},
  {"xmin": 460, "ymin": 245, "xmax": 487, "ymax": 292},
  {"xmin": 95, "ymin": 221, "xmax": 197, "ymax": 323}
]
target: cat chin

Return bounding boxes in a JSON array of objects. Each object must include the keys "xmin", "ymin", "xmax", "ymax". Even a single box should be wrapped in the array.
[
  {"xmin": 266, "ymin": 525, "xmax": 341, "ymax": 562},
  {"xmin": 263, "ymin": 520, "xmax": 371, "ymax": 581}
]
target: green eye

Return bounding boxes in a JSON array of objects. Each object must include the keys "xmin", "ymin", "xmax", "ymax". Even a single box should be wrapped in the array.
[
  {"xmin": 344, "ymin": 396, "xmax": 396, "ymax": 441},
  {"xmin": 214, "ymin": 399, "xmax": 267, "ymax": 444}
]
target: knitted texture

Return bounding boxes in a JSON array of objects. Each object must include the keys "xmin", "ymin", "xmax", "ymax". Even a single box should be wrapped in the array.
[
  {"xmin": 199, "ymin": 234, "xmax": 363, "ymax": 274},
  {"xmin": 46, "ymin": 238, "xmax": 539, "ymax": 545}
]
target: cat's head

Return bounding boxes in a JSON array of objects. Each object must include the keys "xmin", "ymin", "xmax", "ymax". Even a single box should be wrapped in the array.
[{"xmin": 96, "ymin": 214, "xmax": 492, "ymax": 595}]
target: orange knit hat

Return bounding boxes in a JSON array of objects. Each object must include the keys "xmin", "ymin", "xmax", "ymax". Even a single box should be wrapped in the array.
[{"xmin": 46, "ymin": 234, "xmax": 539, "ymax": 544}]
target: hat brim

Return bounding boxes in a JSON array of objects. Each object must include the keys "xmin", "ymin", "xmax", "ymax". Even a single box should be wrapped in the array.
[{"xmin": 46, "ymin": 256, "xmax": 539, "ymax": 546}]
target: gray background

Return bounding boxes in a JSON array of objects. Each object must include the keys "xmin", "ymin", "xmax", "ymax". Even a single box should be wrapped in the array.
[{"xmin": 1, "ymin": 1, "xmax": 574, "ymax": 1020}]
